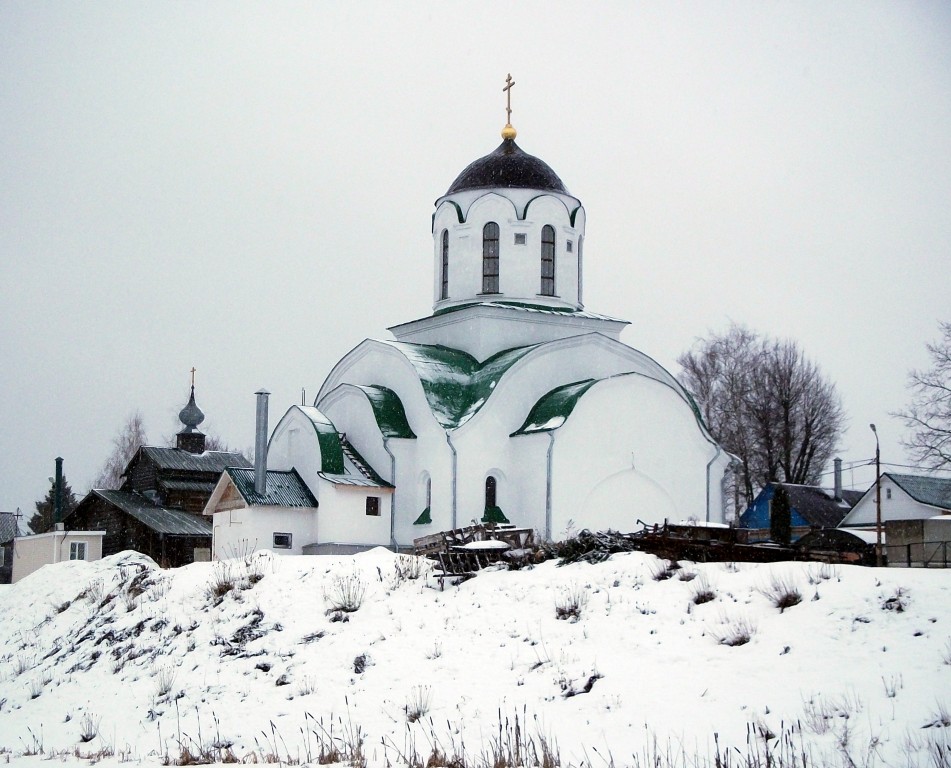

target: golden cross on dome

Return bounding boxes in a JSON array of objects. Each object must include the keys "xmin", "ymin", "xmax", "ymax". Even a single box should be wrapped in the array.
[
  {"xmin": 190, "ymin": 367, "xmax": 196, "ymax": 387},
  {"xmin": 503, "ymin": 73, "xmax": 515, "ymax": 124}
]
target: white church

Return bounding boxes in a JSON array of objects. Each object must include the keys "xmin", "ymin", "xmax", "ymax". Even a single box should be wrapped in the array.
[{"xmin": 204, "ymin": 87, "xmax": 733, "ymax": 557}]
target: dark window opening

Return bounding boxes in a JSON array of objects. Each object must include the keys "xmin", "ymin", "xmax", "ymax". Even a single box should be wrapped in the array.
[
  {"xmin": 482, "ymin": 222, "xmax": 500, "ymax": 293},
  {"xmin": 540, "ymin": 224, "xmax": 555, "ymax": 296},
  {"xmin": 366, "ymin": 496, "xmax": 381, "ymax": 516},
  {"xmin": 440, "ymin": 229, "xmax": 449, "ymax": 300},
  {"xmin": 273, "ymin": 532, "xmax": 292, "ymax": 549},
  {"xmin": 485, "ymin": 476, "xmax": 497, "ymax": 508}
]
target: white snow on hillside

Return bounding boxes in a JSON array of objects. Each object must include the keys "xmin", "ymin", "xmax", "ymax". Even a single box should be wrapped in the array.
[{"xmin": 1, "ymin": 549, "xmax": 950, "ymax": 767}]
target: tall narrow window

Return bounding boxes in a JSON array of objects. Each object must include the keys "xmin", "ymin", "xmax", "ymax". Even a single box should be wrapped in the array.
[
  {"xmin": 440, "ymin": 229, "xmax": 449, "ymax": 300},
  {"xmin": 540, "ymin": 225, "xmax": 555, "ymax": 296},
  {"xmin": 425, "ymin": 476, "xmax": 432, "ymax": 508},
  {"xmin": 482, "ymin": 222, "xmax": 499, "ymax": 294},
  {"xmin": 485, "ymin": 476, "xmax": 497, "ymax": 508},
  {"xmin": 577, "ymin": 235, "xmax": 584, "ymax": 305}
]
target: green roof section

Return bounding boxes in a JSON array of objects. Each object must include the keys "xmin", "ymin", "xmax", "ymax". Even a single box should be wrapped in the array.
[
  {"xmin": 512, "ymin": 379, "xmax": 598, "ymax": 435},
  {"xmin": 482, "ymin": 505, "xmax": 510, "ymax": 524},
  {"xmin": 355, "ymin": 385, "xmax": 416, "ymax": 439},
  {"xmin": 383, "ymin": 341, "xmax": 537, "ymax": 429},
  {"xmin": 413, "ymin": 507, "xmax": 432, "ymax": 525},
  {"xmin": 297, "ymin": 407, "xmax": 345, "ymax": 474},
  {"xmin": 227, "ymin": 468, "xmax": 318, "ymax": 508}
]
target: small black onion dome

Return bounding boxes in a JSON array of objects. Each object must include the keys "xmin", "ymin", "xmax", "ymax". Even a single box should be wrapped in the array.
[
  {"xmin": 178, "ymin": 386, "xmax": 205, "ymax": 433},
  {"xmin": 446, "ymin": 138, "xmax": 569, "ymax": 195}
]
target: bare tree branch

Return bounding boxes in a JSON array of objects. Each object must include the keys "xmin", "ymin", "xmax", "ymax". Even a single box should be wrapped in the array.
[
  {"xmin": 678, "ymin": 323, "xmax": 846, "ymax": 511},
  {"xmin": 895, "ymin": 321, "xmax": 951, "ymax": 470}
]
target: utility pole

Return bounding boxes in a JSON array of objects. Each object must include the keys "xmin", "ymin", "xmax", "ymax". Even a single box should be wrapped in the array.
[{"xmin": 870, "ymin": 424, "xmax": 883, "ymax": 567}]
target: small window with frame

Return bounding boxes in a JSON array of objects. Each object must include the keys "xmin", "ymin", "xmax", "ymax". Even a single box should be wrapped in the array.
[
  {"xmin": 273, "ymin": 532, "xmax": 293, "ymax": 549},
  {"xmin": 69, "ymin": 541, "xmax": 87, "ymax": 561},
  {"xmin": 366, "ymin": 496, "xmax": 381, "ymax": 516},
  {"xmin": 514, "ymin": 233, "xmax": 527, "ymax": 245},
  {"xmin": 885, "ymin": 488, "xmax": 892, "ymax": 500},
  {"xmin": 566, "ymin": 240, "xmax": 573, "ymax": 252}
]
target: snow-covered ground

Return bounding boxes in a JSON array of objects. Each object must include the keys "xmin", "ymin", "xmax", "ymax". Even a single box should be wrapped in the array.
[{"xmin": 1, "ymin": 549, "xmax": 950, "ymax": 767}]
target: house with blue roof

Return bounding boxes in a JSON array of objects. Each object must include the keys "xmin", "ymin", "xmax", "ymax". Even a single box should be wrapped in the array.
[{"xmin": 204, "ymin": 86, "xmax": 734, "ymax": 557}]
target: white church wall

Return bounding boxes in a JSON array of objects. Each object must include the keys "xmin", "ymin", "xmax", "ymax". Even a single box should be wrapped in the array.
[
  {"xmin": 550, "ymin": 375, "xmax": 726, "ymax": 534},
  {"xmin": 267, "ymin": 407, "xmax": 326, "ymax": 499},
  {"xmin": 316, "ymin": 484, "xmax": 392, "ymax": 548},
  {"xmin": 211, "ymin": 506, "xmax": 317, "ymax": 559},
  {"xmin": 319, "ymin": 342, "xmax": 439, "ymax": 438},
  {"xmin": 433, "ymin": 192, "xmax": 582, "ymax": 312},
  {"xmin": 319, "ymin": 386, "xmax": 394, "ymax": 482}
]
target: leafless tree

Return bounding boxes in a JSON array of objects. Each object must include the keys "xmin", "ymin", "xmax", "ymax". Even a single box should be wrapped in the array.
[
  {"xmin": 895, "ymin": 321, "xmax": 951, "ymax": 470},
  {"xmin": 678, "ymin": 324, "xmax": 846, "ymax": 510},
  {"xmin": 93, "ymin": 411, "xmax": 148, "ymax": 489}
]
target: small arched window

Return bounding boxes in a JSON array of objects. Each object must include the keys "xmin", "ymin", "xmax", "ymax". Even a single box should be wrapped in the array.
[
  {"xmin": 540, "ymin": 225, "xmax": 555, "ymax": 296},
  {"xmin": 482, "ymin": 222, "xmax": 500, "ymax": 294},
  {"xmin": 440, "ymin": 230, "xmax": 449, "ymax": 300},
  {"xmin": 426, "ymin": 476, "xmax": 432, "ymax": 507},
  {"xmin": 485, "ymin": 476, "xmax": 497, "ymax": 508}
]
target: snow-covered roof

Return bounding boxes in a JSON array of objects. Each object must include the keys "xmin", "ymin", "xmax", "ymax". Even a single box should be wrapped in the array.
[
  {"xmin": 226, "ymin": 468, "xmax": 317, "ymax": 508},
  {"xmin": 511, "ymin": 379, "xmax": 597, "ymax": 435},
  {"xmin": 888, "ymin": 473, "xmax": 951, "ymax": 511},
  {"xmin": 381, "ymin": 341, "xmax": 537, "ymax": 428},
  {"xmin": 84, "ymin": 489, "xmax": 212, "ymax": 536},
  {"xmin": 135, "ymin": 446, "xmax": 251, "ymax": 474}
]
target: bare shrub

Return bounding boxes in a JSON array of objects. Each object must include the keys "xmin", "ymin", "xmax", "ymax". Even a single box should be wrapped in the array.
[
  {"xmin": 759, "ymin": 574, "xmax": 802, "ymax": 613},
  {"xmin": 297, "ymin": 676, "xmax": 317, "ymax": 697},
  {"xmin": 554, "ymin": 584, "xmax": 588, "ymax": 621},
  {"xmin": 651, "ymin": 559, "xmax": 679, "ymax": 581},
  {"xmin": 925, "ymin": 702, "xmax": 951, "ymax": 729},
  {"xmin": 677, "ymin": 569, "xmax": 697, "ymax": 582},
  {"xmin": 206, "ymin": 562, "xmax": 236, "ymax": 603},
  {"xmin": 882, "ymin": 673, "xmax": 903, "ymax": 698},
  {"xmin": 12, "ymin": 654, "xmax": 33, "ymax": 677},
  {"xmin": 691, "ymin": 575, "xmax": 716, "ymax": 605},
  {"xmin": 155, "ymin": 666, "xmax": 177, "ymax": 700},
  {"xmin": 807, "ymin": 562, "xmax": 839, "ymax": 585},
  {"xmin": 711, "ymin": 616, "xmax": 756, "ymax": 647},
  {"xmin": 324, "ymin": 570, "xmax": 367, "ymax": 614},
  {"xmin": 802, "ymin": 691, "xmax": 864, "ymax": 735},
  {"xmin": 883, "ymin": 587, "xmax": 908, "ymax": 613},
  {"xmin": 391, "ymin": 555, "xmax": 428, "ymax": 584},
  {"xmin": 942, "ymin": 638, "xmax": 951, "ymax": 666},
  {"xmin": 405, "ymin": 685, "xmax": 432, "ymax": 723},
  {"xmin": 78, "ymin": 712, "xmax": 101, "ymax": 743}
]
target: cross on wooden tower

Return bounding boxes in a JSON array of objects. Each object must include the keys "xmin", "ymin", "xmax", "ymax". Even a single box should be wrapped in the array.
[
  {"xmin": 190, "ymin": 367, "xmax": 196, "ymax": 387},
  {"xmin": 503, "ymin": 73, "xmax": 515, "ymax": 125}
]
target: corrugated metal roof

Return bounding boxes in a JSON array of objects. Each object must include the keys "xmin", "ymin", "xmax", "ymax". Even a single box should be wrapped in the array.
[
  {"xmin": 227, "ymin": 468, "xmax": 318, "ymax": 508},
  {"xmin": 158, "ymin": 479, "xmax": 217, "ymax": 493},
  {"xmin": 0, "ymin": 512, "xmax": 19, "ymax": 543},
  {"xmin": 319, "ymin": 473, "xmax": 392, "ymax": 488},
  {"xmin": 889, "ymin": 474, "xmax": 951, "ymax": 510},
  {"xmin": 139, "ymin": 446, "xmax": 252, "ymax": 473},
  {"xmin": 92, "ymin": 490, "xmax": 212, "ymax": 536}
]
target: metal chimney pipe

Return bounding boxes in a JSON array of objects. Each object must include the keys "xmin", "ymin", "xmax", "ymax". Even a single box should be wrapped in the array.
[
  {"xmin": 833, "ymin": 457, "xmax": 842, "ymax": 501},
  {"xmin": 54, "ymin": 457, "xmax": 64, "ymax": 524},
  {"xmin": 254, "ymin": 390, "xmax": 270, "ymax": 496}
]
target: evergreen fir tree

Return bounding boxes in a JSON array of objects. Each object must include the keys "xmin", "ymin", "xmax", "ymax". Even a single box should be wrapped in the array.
[
  {"xmin": 28, "ymin": 477, "xmax": 79, "ymax": 534},
  {"xmin": 770, "ymin": 484, "xmax": 792, "ymax": 546}
]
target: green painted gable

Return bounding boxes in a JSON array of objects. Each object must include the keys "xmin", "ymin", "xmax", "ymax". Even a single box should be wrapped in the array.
[
  {"xmin": 356, "ymin": 385, "xmax": 416, "ymax": 439},
  {"xmin": 512, "ymin": 379, "xmax": 598, "ymax": 435},
  {"xmin": 384, "ymin": 341, "xmax": 536, "ymax": 429},
  {"xmin": 297, "ymin": 407, "xmax": 345, "ymax": 474}
]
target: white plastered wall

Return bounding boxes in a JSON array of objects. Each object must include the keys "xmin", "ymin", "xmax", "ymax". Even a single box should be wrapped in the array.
[
  {"xmin": 315, "ymin": 482, "xmax": 392, "ymax": 547},
  {"xmin": 840, "ymin": 477, "xmax": 946, "ymax": 526},
  {"xmin": 549, "ymin": 375, "xmax": 727, "ymax": 535},
  {"xmin": 267, "ymin": 406, "xmax": 329, "ymax": 498},
  {"xmin": 12, "ymin": 531, "xmax": 105, "ymax": 583},
  {"xmin": 211, "ymin": 504, "xmax": 317, "ymax": 559},
  {"xmin": 432, "ymin": 192, "xmax": 583, "ymax": 311}
]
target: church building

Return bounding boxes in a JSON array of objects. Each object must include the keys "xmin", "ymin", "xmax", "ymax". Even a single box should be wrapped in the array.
[{"xmin": 204, "ymin": 82, "xmax": 732, "ymax": 557}]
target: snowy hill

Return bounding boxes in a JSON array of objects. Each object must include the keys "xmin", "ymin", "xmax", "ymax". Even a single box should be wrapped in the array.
[{"xmin": 1, "ymin": 549, "xmax": 950, "ymax": 767}]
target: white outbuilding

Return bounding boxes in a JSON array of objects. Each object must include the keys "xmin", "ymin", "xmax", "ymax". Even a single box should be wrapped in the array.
[{"xmin": 205, "ymin": 111, "xmax": 733, "ymax": 558}]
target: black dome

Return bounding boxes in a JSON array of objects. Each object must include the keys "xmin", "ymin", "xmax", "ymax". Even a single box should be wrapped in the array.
[{"xmin": 446, "ymin": 138, "xmax": 568, "ymax": 195}]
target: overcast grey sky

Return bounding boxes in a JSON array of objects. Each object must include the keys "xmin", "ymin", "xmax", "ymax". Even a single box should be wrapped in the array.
[{"xmin": 2, "ymin": 2, "xmax": 949, "ymax": 518}]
